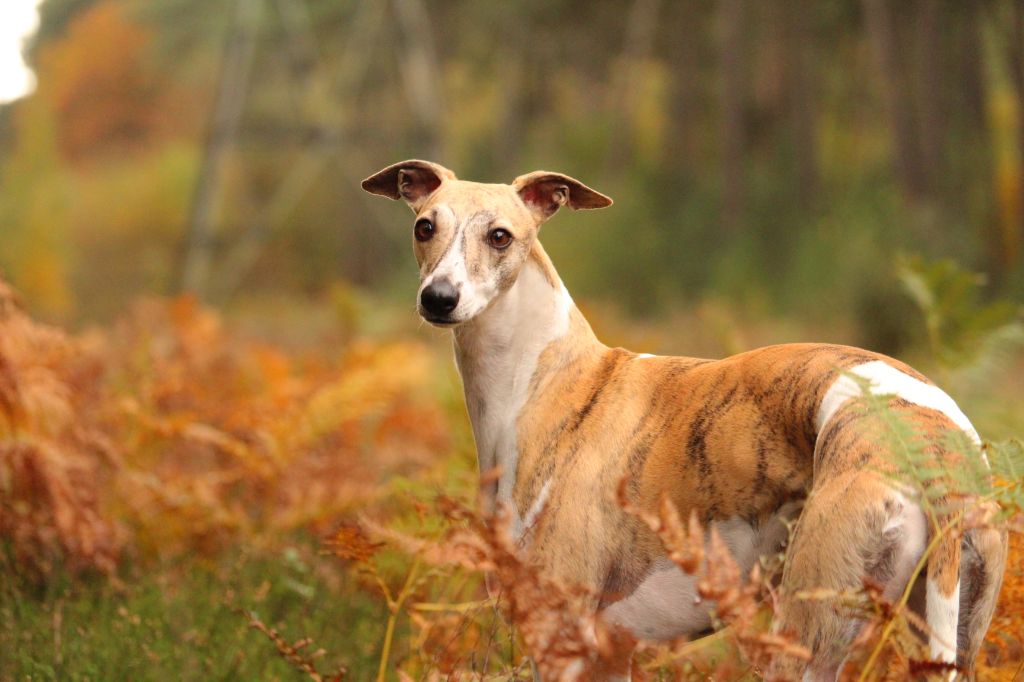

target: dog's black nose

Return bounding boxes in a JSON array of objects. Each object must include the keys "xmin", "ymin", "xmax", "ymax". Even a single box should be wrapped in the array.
[{"xmin": 420, "ymin": 280, "xmax": 460, "ymax": 317}]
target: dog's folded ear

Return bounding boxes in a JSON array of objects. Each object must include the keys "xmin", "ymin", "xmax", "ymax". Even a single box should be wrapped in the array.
[
  {"xmin": 513, "ymin": 171, "xmax": 613, "ymax": 222},
  {"xmin": 361, "ymin": 160, "xmax": 456, "ymax": 211}
]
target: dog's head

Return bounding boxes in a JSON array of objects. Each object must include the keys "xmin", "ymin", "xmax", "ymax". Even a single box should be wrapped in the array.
[{"xmin": 361, "ymin": 160, "xmax": 612, "ymax": 327}]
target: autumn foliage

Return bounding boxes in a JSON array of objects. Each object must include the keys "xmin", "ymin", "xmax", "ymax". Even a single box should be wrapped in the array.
[
  {"xmin": 35, "ymin": 2, "xmax": 188, "ymax": 162},
  {"xmin": 0, "ymin": 279, "xmax": 121, "ymax": 575},
  {"xmin": 1, "ymin": 275, "xmax": 1022, "ymax": 679},
  {"xmin": 0, "ymin": 276, "xmax": 447, "ymax": 575}
]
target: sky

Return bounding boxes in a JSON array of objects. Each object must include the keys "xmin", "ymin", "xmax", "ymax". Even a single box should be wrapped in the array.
[{"xmin": 0, "ymin": 0, "xmax": 43, "ymax": 105}]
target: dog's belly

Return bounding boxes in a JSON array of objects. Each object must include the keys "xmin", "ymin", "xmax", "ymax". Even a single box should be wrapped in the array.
[
  {"xmin": 601, "ymin": 557, "xmax": 712, "ymax": 639},
  {"xmin": 602, "ymin": 511, "xmax": 794, "ymax": 640}
]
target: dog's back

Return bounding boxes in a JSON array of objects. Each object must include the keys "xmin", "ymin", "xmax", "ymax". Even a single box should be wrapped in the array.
[{"xmin": 515, "ymin": 341, "xmax": 1004, "ymax": 677}]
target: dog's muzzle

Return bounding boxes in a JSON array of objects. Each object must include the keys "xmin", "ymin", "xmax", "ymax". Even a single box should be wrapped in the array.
[{"xmin": 420, "ymin": 279, "xmax": 460, "ymax": 322}]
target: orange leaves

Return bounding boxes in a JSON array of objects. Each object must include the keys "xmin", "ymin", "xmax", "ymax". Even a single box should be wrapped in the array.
[
  {"xmin": 355, "ymin": 497, "xmax": 603, "ymax": 680},
  {"xmin": 0, "ymin": 278, "xmax": 123, "ymax": 576},
  {"xmin": 35, "ymin": 2, "xmax": 168, "ymax": 162},
  {"xmin": 616, "ymin": 475, "xmax": 811, "ymax": 675},
  {"xmin": 0, "ymin": 277, "xmax": 452, "ymax": 573},
  {"xmin": 616, "ymin": 477, "xmax": 704, "ymax": 573},
  {"xmin": 4, "ymin": 271, "xmax": 1021, "ymax": 678},
  {"xmin": 979, "ymin": 532, "xmax": 1024, "ymax": 678},
  {"xmin": 325, "ymin": 522, "xmax": 385, "ymax": 564}
]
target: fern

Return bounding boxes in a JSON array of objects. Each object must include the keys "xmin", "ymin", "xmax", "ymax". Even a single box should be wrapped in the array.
[{"xmin": 897, "ymin": 254, "xmax": 1024, "ymax": 372}]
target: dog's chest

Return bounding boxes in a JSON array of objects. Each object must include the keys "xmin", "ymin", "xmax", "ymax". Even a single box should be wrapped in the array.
[
  {"xmin": 454, "ymin": 261, "xmax": 573, "ymax": 523},
  {"xmin": 459, "ymin": 349, "xmax": 534, "ymax": 514}
]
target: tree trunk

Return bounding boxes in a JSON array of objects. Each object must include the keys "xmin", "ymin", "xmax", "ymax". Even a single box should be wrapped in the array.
[
  {"xmin": 718, "ymin": 0, "xmax": 747, "ymax": 234},
  {"xmin": 862, "ymin": 0, "xmax": 928, "ymax": 202},
  {"xmin": 915, "ymin": 0, "xmax": 946, "ymax": 195},
  {"xmin": 180, "ymin": 0, "xmax": 261, "ymax": 297},
  {"xmin": 661, "ymin": 0, "xmax": 701, "ymax": 173},
  {"xmin": 392, "ymin": 0, "xmax": 446, "ymax": 162},
  {"xmin": 605, "ymin": 0, "xmax": 662, "ymax": 174},
  {"xmin": 492, "ymin": 5, "xmax": 528, "ymax": 174},
  {"xmin": 1007, "ymin": 1, "xmax": 1024, "ymax": 272},
  {"xmin": 958, "ymin": 3, "xmax": 989, "ymax": 143},
  {"xmin": 782, "ymin": 0, "xmax": 819, "ymax": 208}
]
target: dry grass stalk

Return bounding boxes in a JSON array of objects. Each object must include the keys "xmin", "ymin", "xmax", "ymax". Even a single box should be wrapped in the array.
[
  {"xmin": 354, "ymin": 496, "xmax": 602, "ymax": 680},
  {"xmin": 244, "ymin": 610, "xmax": 347, "ymax": 681}
]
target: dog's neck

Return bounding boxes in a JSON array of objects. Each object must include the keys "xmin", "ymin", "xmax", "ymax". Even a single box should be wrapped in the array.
[{"xmin": 453, "ymin": 243, "xmax": 602, "ymax": 517}]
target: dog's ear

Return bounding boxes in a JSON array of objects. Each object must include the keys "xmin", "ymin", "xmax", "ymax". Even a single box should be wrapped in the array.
[
  {"xmin": 361, "ymin": 160, "xmax": 456, "ymax": 211},
  {"xmin": 513, "ymin": 171, "xmax": 613, "ymax": 222}
]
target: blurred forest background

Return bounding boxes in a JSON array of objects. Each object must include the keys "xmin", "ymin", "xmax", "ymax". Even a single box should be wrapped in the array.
[
  {"xmin": 1, "ymin": 0, "xmax": 1023, "ymax": 337},
  {"xmin": 2, "ymin": 0, "xmax": 1024, "ymax": 679}
]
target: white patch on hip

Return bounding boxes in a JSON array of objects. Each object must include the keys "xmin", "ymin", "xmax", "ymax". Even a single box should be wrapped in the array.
[
  {"xmin": 927, "ymin": 577, "xmax": 960, "ymax": 666},
  {"xmin": 635, "ymin": 353, "xmax": 656, "ymax": 359},
  {"xmin": 815, "ymin": 360, "xmax": 980, "ymax": 446}
]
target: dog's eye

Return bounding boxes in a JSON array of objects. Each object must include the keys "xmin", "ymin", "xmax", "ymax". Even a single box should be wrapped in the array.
[
  {"xmin": 414, "ymin": 219, "xmax": 435, "ymax": 242},
  {"xmin": 487, "ymin": 228, "xmax": 513, "ymax": 250}
]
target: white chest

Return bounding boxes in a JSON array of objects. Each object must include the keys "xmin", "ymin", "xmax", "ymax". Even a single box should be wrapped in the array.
[{"xmin": 454, "ymin": 261, "xmax": 572, "ymax": 526}]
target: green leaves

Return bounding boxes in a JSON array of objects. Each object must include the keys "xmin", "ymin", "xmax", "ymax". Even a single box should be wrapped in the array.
[
  {"xmin": 986, "ymin": 439, "xmax": 1024, "ymax": 521},
  {"xmin": 897, "ymin": 254, "xmax": 1024, "ymax": 369}
]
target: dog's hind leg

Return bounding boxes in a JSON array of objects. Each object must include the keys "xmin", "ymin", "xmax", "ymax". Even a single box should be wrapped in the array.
[
  {"xmin": 765, "ymin": 472, "xmax": 927, "ymax": 681},
  {"xmin": 956, "ymin": 515, "xmax": 1008, "ymax": 674}
]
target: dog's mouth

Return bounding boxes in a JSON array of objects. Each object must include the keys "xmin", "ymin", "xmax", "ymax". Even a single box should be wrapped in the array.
[{"xmin": 419, "ymin": 310, "xmax": 461, "ymax": 327}]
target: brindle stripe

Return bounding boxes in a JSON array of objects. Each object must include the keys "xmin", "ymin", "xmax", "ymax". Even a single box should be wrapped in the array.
[
  {"xmin": 567, "ymin": 348, "xmax": 629, "ymax": 434},
  {"xmin": 754, "ymin": 433, "xmax": 769, "ymax": 491},
  {"xmin": 686, "ymin": 383, "xmax": 739, "ymax": 520},
  {"xmin": 626, "ymin": 431, "xmax": 657, "ymax": 497}
]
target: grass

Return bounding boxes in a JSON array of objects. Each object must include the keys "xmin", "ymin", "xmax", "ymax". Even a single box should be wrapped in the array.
[{"xmin": 0, "ymin": 538, "xmax": 382, "ymax": 681}]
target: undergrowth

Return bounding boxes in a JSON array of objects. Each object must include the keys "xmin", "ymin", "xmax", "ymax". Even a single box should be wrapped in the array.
[
  {"xmin": 0, "ymin": 539, "xmax": 375, "ymax": 680},
  {"xmin": 1, "ymin": 259, "xmax": 1022, "ymax": 680}
]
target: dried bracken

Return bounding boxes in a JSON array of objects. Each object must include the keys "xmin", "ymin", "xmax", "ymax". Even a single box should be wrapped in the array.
[
  {"xmin": 617, "ymin": 476, "xmax": 811, "ymax": 676},
  {"xmin": 979, "ymin": 532, "xmax": 1024, "ymax": 678},
  {"xmin": 0, "ymin": 278, "xmax": 123, "ymax": 576},
  {"xmin": 0, "ymin": 276, "xmax": 449, "ymax": 575},
  {"xmin": 325, "ymin": 522, "xmax": 386, "ymax": 564},
  {"xmin": 1, "ymin": 275, "xmax": 1021, "ymax": 679},
  {"xmin": 244, "ymin": 610, "xmax": 348, "ymax": 681}
]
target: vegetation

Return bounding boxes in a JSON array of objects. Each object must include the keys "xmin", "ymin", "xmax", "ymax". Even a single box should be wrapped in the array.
[
  {"xmin": 1, "ymin": 259, "xmax": 1021, "ymax": 678},
  {"xmin": 1, "ymin": 0, "xmax": 1023, "ymax": 679}
]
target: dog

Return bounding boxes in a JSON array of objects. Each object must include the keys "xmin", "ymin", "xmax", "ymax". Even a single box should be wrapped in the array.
[{"xmin": 361, "ymin": 160, "xmax": 1007, "ymax": 680}]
